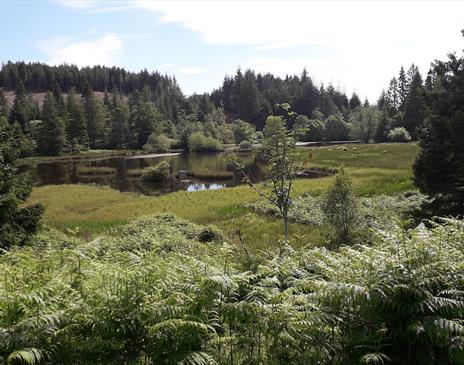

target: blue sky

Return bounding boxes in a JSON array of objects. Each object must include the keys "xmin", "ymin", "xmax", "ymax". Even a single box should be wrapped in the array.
[{"xmin": 1, "ymin": 0, "xmax": 464, "ymax": 100}]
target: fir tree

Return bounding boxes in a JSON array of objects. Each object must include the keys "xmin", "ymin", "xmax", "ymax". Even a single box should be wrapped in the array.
[
  {"xmin": 0, "ymin": 89, "xmax": 8, "ymax": 118},
  {"xmin": 0, "ymin": 120, "xmax": 43, "ymax": 248},
  {"xmin": 66, "ymin": 87, "xmax": 88, "ymax": 151},
  {"xmin": 414, "ymin": 51, "xmax": 464, "ymax": 215},
  {"xmin": 36, "ymin": 92, "xmax": 65, "ymax": 155}
]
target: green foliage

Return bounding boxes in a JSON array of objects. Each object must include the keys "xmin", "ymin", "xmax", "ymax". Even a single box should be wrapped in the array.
[
  {"xmin": 232, "ymin": 119, "xmax": 255, "ymax": 144},
  {"xmin": 238, "ymin": 140, "xmax": 252, "ymax": 151},
  {"xmin": 321, "ymin": 168, "xmax": 358, "ymax": 243},
  {"xmin": 388, "ymin": 127, "xmax": 412, "ymax": 142},
  {"xmin": 141, "ymin": 160, "xmax": 171, "ymax": 181},
  {"xmin": 188, "ymin": 132, "xmax": 222, "ymax": 152},
  {"xmin": 325, "ymin": 114, "xmax": 349, "ymax": 141},
  {"xmin": 36, "ymin": 92, "xmax": 65, "ymax": 156},
  {"xmin": 1, "ymin": 211, "xmax": 464, "ymax": 364},
  {"xmin": 0, "ymin": 124, "xmax": 43, "ymax": 249},
  {"xmin": 143, "ymin": 133, "xmax": 171, "ymax": 153},
  {"xmin": 349, "ymin": 106, "xmax": 380, "ymax": 143},
  {"xmin": 413, "ymin": 50, "xmax": 464, "ymax": 216}
]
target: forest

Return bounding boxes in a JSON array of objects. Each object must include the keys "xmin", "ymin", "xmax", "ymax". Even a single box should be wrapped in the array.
[
  {"xmin": 0, "ymin": 25, "xmax": 464, "ymax": 365},
  {"xmin": 0, "ymin": 58, "xmax": 428, "ymax": 157}
]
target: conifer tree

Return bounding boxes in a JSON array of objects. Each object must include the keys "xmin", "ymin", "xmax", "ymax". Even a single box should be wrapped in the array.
[
  {"xmin": 82, "ymin": 82, "xmax": 105, "ymax": 148},
  {"xmin": 414, "ymin": 50, "xmax": 464, "ymax": 215},
  {"xmin": 36, "ymin": 92, "xmax": 65, "ymax": 155},
  {"xmin": 66, "ymin": 87, "xmax": 88, "ymax": 151},
  {"xmin": 0, "ymin": 89, "xmax": 8, "ymax": 118},
  {"xmin": 9, "ymin": 81, "xmax": 32, "ymax": 129},
  {"xmin": 0, "ymin": 119, "xmax": 43, "ymax": 248},
  {"xmin": 109, "ymin": 92, "xmax": 129, "ymax": 149},
  {"xmin": 403, "ymin": 70, "xmax": 426, "ymax": 139}
]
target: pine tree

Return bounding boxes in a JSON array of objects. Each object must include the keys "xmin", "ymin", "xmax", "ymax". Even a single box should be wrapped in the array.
[
  {"xmin": 0, "ymin": 120, "xmax": 43, "ymax": 248},
  {"xmin": 36, "ymin": 92, "xmax": 65, "ymax": 155},
  {"xmin": 413, "ymin": 51, "xmax": 464, "ymax": 215},
  {"xmin": 403, "ymin": 70, "xmax": 426, "ymax": 139},
  {"xmin": 0, "ymin": 89, "xmax": 8, "ymax": 118},
  {"xmin": 82, "ymin": 83, "xmax": 105, "ymax": 148},
  {"xmin": 9, "ymin": 81, "xmax": 32, "ymax": 129},
  {"xmin": 397, "ymin": 66, "xmax": 408, "ymax": 111},
  {"xmin": 349, "ymin": 92, "xmax": 361, "ymax": 110},
  {"xmin": 66, "ymin": 87, "xmax": 88, "ymax": 151},
  {"xmin": 109, "ymin": 92, "xmax": 129, "ymax": 149}
]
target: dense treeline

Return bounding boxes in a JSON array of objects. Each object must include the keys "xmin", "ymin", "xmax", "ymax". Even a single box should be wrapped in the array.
[{"xmin": 0, "ymin": 61, "xmax": 182, "ymax": 95}]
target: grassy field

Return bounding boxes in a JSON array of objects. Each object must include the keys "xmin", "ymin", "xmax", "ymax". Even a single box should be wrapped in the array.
[{"xmin": 27, "ymin": 143, "xmax": 419, "ymax": 250}]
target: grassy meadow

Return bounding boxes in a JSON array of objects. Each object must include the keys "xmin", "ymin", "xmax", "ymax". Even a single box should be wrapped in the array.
[{"xmin": 27, "ymin": 143, "xmax": 419, "ymax": 249}]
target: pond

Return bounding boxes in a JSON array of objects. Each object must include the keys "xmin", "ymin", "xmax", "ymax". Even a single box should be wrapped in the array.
[{"xmin": 22, "ymin": 151, "xmax": 267, "ymax": 195}]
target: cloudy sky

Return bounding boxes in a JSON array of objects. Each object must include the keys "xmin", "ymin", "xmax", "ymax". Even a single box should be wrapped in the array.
[{"xmin": 1, "ymin": 0, "xmax": 463, "ymax": 100}]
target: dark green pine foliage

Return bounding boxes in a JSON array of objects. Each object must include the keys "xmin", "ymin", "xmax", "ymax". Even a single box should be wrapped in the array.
[
  {"xmin": 82, "ymin": 82, "xmax": 105, "ymax": 148},
  {"xmin": 36, "ymin": 92, "xmax": 65, "ymax": 155},
  {"xmin": 349, "ymin": 92, "xmax": 362, "ymax": 110},
  {"xmin": 109, "ymin": 92, "xmax": 129, "ymax": 149},
  {"xmin": 0, "ymin": 89, "xmax": 8, "ymax": 118},
  {"xmin": 66, "ymin": 87, "xmax": 88, "ymax": 151},
  {"xmin": 414, "ymin": 51, "xmax": 464, "ymax": 215},
  {"xmin": 52, "ymin": 83, "xmax": 66, "ymax": 118},
  {"xmin": 403, "ymin": 70, "xmax": 426, "ymax": 139},
  {"xmin": 196, "ymin": 93, "xmax": 214, "ymax": 122},
  {"xmin": 8, "ymin": 81, "xmax": 34, "ymax": 129},
  {"xmin": 0, "ymin": 118, "xmax": 43, "ymax": 249},
  {"xmin": 397, "ymin": 66, "xmax": 408, "ymax": 111}
]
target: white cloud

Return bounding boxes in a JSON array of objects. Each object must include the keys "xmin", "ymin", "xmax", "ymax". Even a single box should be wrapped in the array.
[
  {"xmin": 55, "ymin": 0, "xmax": 100, "ymax": 9},
  {"xmin": 39, "ymin": 33, "xmax": 123, "ymax": 67},
  {"xmin": 177, "ymin": 66, "xmax": 207, "ymax": 75},
  {"xmin": 133, "ymin": 0, "xmax": 464, "ymax": 100}
]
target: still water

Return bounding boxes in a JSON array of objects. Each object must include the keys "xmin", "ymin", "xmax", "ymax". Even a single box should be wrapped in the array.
[{"xmin": 23, "ymin": 152, "xmax": 266, "ymax": 195}]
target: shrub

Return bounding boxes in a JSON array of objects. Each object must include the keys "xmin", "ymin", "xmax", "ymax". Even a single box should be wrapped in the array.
[
  {"xmin": 321, "ymin": 168, "xmax": 358, "ymax": 244},
  {"xmin": 238, "ymin": 140, "xmax": 252, "ymax": 151},
  {"xmin": 143, "ymin": 133, "xmax": 171, "ymax": 153},
  {"xmin": 188, "ymin": 132, "xmax": 222, "ymax": 152},
  {"xmin": 387, "ymin": 127, "xmax": 411, "ymax": 142},
  {"xmin": 141, "ymin": 161, "xmax": 171, "ymax": 181}
]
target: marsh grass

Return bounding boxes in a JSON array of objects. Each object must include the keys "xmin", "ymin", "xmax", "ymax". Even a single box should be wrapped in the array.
[
  {"xmin": 18, "ymin": 149, "xmax": 136, "ymax": 166},
  {"xmin": 27, "ymin": 143, "xmax": 419, "ymax": 250}
]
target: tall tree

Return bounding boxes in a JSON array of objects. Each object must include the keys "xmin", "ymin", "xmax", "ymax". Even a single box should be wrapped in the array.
[
  {"xmin": 0, "ymin": 89, "xmax": 8, "ymax": 118},
  {"xmin": 8, "ymin": 81, "xmax": 33, "ymax": 129},
  {"xmin": 403, "ymin": 70, "xmax": 426, "ymax": 139},
  {"xmin": 109, "ymin": 92, "xmax": 129, "ymax": 149},
  {"xmin": 82, "ymin": 82, "xmax": 105, "ymax": 148},
  {"xmin": 397, "ymin": 66, "xmax": 408, "ymax": 111},
  {"xmin": 0, "ymin": 120, "xmax": 43, "ymax": 249},
  {"xmin": 36, "ymin": 92, "xmax": 65, "ymax": 155},
  {"xmin": 66, "ymin": 87, "xmax": 88, "ymax": 151},
  {"xmin": 349, "ymin": 92, "xmax": 362, "ymax": 110},
  {"xmin": 413, "ymin": 50, "xmax": 464, "ymax": 215}
]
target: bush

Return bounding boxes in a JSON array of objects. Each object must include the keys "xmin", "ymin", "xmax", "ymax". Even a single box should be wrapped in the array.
[
  {"xmin": 198, "ymin": 225, "xmax": 222, "ymax": 242},
  {"xmin": 238, "ymin": 140, "xmax": 252, "ymax": 151},
  {"xmin": 321, "ymin": 168, "xmax": 358, "ymax": 244},
  {"xmin": 143, "ymin": 133, "xmax": 171, "ymax": 153},
  {"xmin": 188, "ymin": 132, "xmax": 222, "ymax": 152},
  {"xmin": 141, "ymin": 160, "xmax": 171, "ymax": 181},
  {"xmin": 387, "ymin": 127, "xmax": 411, "ymax": 142}
]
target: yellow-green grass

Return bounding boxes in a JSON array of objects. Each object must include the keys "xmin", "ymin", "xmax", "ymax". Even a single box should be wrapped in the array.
[
  {"xmin": 27, "ymin": 143, "xmax": 419, "ymax": 249},
  {"xmin": 18, "ymin": 149, "xmax": 136, "ymax": 166}
]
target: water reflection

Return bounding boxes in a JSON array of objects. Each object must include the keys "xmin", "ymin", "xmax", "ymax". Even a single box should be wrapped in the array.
[
  {"xmin": 25, "ymin": 151, "xmax": 265, "ymax": 196},
  {"xmin": 187, "ymin": 183, "xmax": 226, "ymax": 192}
]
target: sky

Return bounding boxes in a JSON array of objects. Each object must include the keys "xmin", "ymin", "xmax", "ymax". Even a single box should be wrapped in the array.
[{"xmin": 1, "ymin": 0, "xmax": 464, "ymax": 101}]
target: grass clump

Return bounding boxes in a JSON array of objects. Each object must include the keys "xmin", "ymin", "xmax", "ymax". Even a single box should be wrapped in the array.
[{"xmin": 141, "ymin": 161, "xmax": 171, "ymax": 181}]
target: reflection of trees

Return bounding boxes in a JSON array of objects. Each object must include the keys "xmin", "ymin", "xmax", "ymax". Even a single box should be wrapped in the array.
[{"xmin": 36, "ymin": 163, "xmax": 69, "ymax": 185}]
